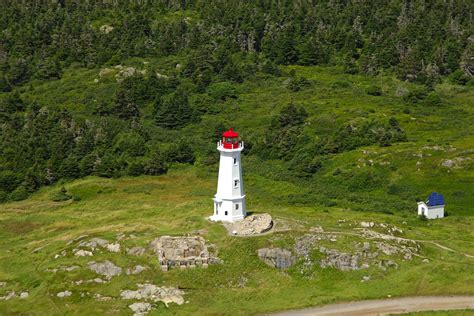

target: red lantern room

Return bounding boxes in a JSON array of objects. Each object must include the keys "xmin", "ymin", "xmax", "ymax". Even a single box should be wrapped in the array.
[{"xmin": 221, "ymin": 128, "xmax": 240, "ymax": 149}]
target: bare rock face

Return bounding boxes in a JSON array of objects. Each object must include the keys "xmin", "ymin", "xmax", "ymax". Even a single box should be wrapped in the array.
[
  {"xmin": 257, "ymin": 248, "xmax": 296, "ymax": 269},
  {"xmin": 106, "ymin": 243, "xmax": 121, "ymax": 253},
  {"xmin": 88, "ymin": 261, "xmax": 122, "ymax": 279},
  {"xmin": 99, "ymin": 24, "xmax": 114, "ymax": 34},
  {"xmin": 74, "ymin": 249, "xmax": 93, "ymax": 257},
  {"xmin": 149, "ymin": 236, "xmax": 219, "ymax": 271},
  {"xmin": 129, "ymin": 302, "xmax": 151, "ymax": 316},
  {"xmin": 126, "ymin": 265, "xmax": 147, "ymax": 275},
  {"xmin": 57, "ymin": 290, "xmax": 72, "ymax": 298},
  {"xmin": 121, "ymin": 284, "xmax": 184, "ymax": 307},
  {"xmin": 0, "ymin": 291, "xmax": 16, "ymax": 301},
  {"xmin": 319, "ymin": 247, "xmax": 360, "ymax": 271},
  {"xmin": 79, "ymin": 238, "xmax": 109, "ymax": 250},
  {"xmin": 227, "ymin": 213, "xmax": 273, "ymax": 236},
  {"xmin": 127, "ymin": 247, "xmax": 145, "ymax": 256},
  {"xmin": 440, "ymin": 157, "xmax": 471, "ymax": 169}
]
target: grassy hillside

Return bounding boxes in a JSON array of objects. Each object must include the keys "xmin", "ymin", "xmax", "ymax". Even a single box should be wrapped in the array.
[
  {"xmin": 0, "ymin": 64, "xmax": 473, "ymax": 314},
  {"xmin": 16, "ymin": 62, "xmax": 474, "ymax": 216},
  {"xmin": 0, "ymin": 167, "xmax": 473, "ymax": 315}
]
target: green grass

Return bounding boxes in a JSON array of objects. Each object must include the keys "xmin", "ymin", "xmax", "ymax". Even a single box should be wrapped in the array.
[
  {"xmin": 1, "ymin": 64, "xmax": 473, "ymax": 314},
  {"xmin": 0, "ymin": 166, "xmax": 473, "ymax": 315}
]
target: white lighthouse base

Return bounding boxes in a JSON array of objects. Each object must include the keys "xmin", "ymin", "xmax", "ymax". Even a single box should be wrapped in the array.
[{"xmin": 210, "ymin": 196, "xmax": 246, "ymax": 222}]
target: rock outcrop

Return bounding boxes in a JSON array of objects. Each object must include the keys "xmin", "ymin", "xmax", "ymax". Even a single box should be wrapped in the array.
[
  {"xmin": 88, "ymin": 261, "xmax": 122, "ymax": 279},
  {"xmin": 121, "ymin": 284, "xmax": 184, "ymax": 307},
  {"xmin": 74, "ymin": 249, "xmax": 93, "ymax": 257},
  {"xmin": 127, "ymin": 247, "xmax": 145, "ymax": 256},
  {"xmin": 57, "ymin": 290, "xmax": 72, "ymax": 298},
  {"xmin": 79, "ymin": 238, "xmax": 109, "ymax": 249},
  {"xmin": 319, "ymin": 247, "xmax": 360, "ymax": 271},
  {"xmin": 126, "ymin": 265, "xmax": 147, "ymax": 275},
  {"xmin": 226, "ymin": 213, "xmax": 273, "ymax": 236},
  {"xmin": 106, "ymin": 243, "xmax": 121, "ymax": 253},
  {"xmin": 129, "ymin": 302, "xmax": 151, "ymax": 316},
  {"xmin": 257, "ymin": 248, "xmax": 296, "ymax": 269}
]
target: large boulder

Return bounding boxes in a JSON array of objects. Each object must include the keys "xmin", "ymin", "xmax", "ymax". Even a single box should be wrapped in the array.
[
  {"xmin": 129, "ymin": 302, "xmax": 151, "ymax": 316},
  {"xmin": 227, "ymin": 213, "xmax": 273, "ymax": 236},
  {"xmin": 88, "ymin": 261, "xmax": 122, "ymax": 279},
  {"xmin": 57, "ymin": 290, "xmax": 72, "ymax": 298},
  {"xmin": 257, "ymin": 248, "xmax": 296, "ymax": 269}
]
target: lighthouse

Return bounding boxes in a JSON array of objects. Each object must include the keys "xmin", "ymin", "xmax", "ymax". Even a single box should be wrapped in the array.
[{"xmin": 210, "ymin": 128, "xmax": 246, "ymax": 222}]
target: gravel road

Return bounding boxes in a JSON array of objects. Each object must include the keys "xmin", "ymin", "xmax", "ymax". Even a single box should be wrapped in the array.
[{"xmin": 271, "ymin": 296, "xmax": 474, "ymax": 315}]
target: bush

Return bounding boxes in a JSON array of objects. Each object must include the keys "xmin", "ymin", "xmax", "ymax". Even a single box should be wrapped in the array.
[
  {"xmin": 403, "ymin": 86, "xmax": 429, "ymax": 104},
  {"xmin": 127, "ymin": 161, "xmax": 145, "ymax": 176},
  {"xmin": 366, "ymin": 85, "xmax": 382, "ymax": 96},
  {"xmin": 0, "ymin": 170, "xmax": 21, "ymax": 192},
  {"xmin": 206, "ymin": 82, "xmax": 238, "ymax": 101},
  {"xmin": 50, "ymin": 186, "xmax": 72, "ymax": 202},
  {"xmin": 331, "ymin": 80, "xmax": 352, "ymax": 89},
  {"xmin": 287, "ymin": 76, "xmax": 311, "ymax": 92},
  {"xmin": 348, "ymin": 169, "xmax": 387, "ymax": 191},
  {"xmin": 423, "ymin": 92, "xmax": 442, "ymax": 106},
  {"xmin": 9, "ymin": 186, "xmax": 29, "ymax": 201},
  {"xmin": 449, "ymin": 69, "xmax": 470, "ymax": 85},
  {"xmin": 289, "ymin": 154, "xmax": 323, "ymax": 178},
  {"xmin": 0, "ymin": 190, "xmax": 7, "ymax": 203}
]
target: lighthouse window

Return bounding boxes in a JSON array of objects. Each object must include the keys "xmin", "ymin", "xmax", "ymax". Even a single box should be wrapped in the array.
[
  {"xmin": 235, "ymin": 204, "xmax": 239, "ymax": 210},
  {"xmin": 234, "ymin": 179, "xmax": 239, "ymax": 188},
  {"xmin": 225, "ymin": 211, "xmax": 228, "ymax": 216},
  {"xmin": 233, "ymin": 158, "xmax": 237, "ymax": 165}
]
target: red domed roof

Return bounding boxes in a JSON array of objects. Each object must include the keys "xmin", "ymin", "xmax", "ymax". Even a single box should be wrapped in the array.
[{"xmin": 223, "ymin": 128, "xmax": 238, "ymax": 138}]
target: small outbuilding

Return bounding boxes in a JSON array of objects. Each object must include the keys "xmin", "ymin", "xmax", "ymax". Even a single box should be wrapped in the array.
[{"xmin": 417, "ymin": 192, "xmax": 445, "ymax": 219}]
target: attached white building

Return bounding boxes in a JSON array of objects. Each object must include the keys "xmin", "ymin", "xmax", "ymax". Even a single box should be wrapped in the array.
[
  {"xmin": 417, "ymin": 192, "xmax": 445, "ymax": 219},
  {"xmin": 210, "ymin": 128, "xmax": 246, "ymax": 222}
]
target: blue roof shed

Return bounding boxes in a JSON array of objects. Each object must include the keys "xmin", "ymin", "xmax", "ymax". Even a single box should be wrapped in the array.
[{"xmin": 427, "ymin": 192, "xmax": 445, "ymax": 207}]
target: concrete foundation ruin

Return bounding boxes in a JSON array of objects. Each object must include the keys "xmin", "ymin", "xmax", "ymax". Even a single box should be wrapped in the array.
[{"xmin": 149, "ymin": 236, "xmax": 218, "ymax": 271}]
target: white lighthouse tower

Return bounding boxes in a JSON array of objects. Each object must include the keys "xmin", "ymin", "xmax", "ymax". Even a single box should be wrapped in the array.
[{"xmin": 210, "ymin": 128, "xmax": 246, "ymax": 222}]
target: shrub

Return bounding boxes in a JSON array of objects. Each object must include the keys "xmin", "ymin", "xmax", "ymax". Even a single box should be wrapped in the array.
[
  {"xmin": 331, "ymin": 80, "xmax": 352, "ymax": 89},
  {"xmin": 287, "ymin": 76, "xmax": 311, "ymax": 92},
  {"xmin": 348, "ymin": 169, "xmax": 387, "ymax": 191},
  {"xmin": 127, "ymin": 161, "xmax": 145, "ymax": 176},
  {"xmin": 449, "ymin": 69, "xmax": 470, "ymax": 85},
  {"xmin": 0, "ymin": 190, "xmax": 7, "ymax": 203},
  {"xmin": 0, "ymin": 170, "xmax": 21, "ymax": 193},
  {"xmin": 423, "ymin": 92, "xmax": 442, "ymax": 106},
  {"xmin": 9, "ymin": 186, "xmax": 29, "ymax": 201},
  {"xmin": 206, "ymin": 82, "xmax": 238, "ymax": 101},
  {"xmin": 403, "ymin": 86, "xmax": 429, "ymax": 104},
  {"xmin": 366, "ymin": 85, "xmax": 382, "ymax": 96},
  {"xmin": 50, "ymin": 186, "xmax": 72, "ymax": 202}
]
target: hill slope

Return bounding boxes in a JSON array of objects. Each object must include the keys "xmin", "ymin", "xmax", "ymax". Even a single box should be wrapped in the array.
[{"xmin": 0, "ymin": 166, "xmax": 473, "ymax": 314}]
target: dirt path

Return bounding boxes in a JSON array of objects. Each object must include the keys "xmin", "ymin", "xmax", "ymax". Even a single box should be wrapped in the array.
[
  {"xmin": 420, "ymin": 240, "xmax": 474, "ymax": 259},
  {"xmin": 271, "ymin": 296, "xmax": 474, "ymax": 315}
]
